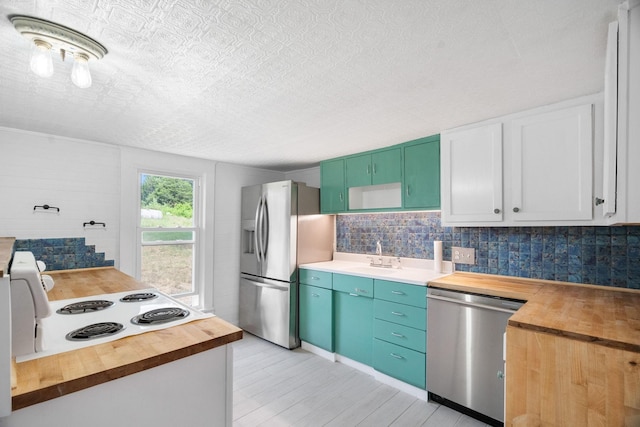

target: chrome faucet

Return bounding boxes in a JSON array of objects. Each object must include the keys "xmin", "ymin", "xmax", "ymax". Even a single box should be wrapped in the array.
[{"xmin": 369, "ymin": 241, "xmax": 391, "ymax": 267}]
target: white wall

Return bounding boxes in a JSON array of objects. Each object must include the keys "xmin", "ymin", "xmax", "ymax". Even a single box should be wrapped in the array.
[
  {"xmin": 285, "ymin": 166, "xmax": 320, "ymax": 188},
  {"xmin": 212, "ymin": 162, "xmax": 284, "ymax": 323},
  {"xmin": 0, "ymin": 128, "xmax": 120, "ymax": 262}
]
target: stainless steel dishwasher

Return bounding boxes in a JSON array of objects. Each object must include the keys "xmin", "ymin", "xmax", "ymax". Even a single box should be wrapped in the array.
[{"xmin": 426, "ymin": 287, "xmax": 524, "ymax": 425}]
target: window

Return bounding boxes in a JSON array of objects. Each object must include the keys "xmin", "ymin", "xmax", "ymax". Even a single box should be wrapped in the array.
[{"xmin": 138, "ymin": 172, "xmax": 200, "ymax": 306}]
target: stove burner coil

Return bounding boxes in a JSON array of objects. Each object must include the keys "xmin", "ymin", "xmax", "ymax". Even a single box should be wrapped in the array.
[
  {"xmin": 57, "ymin": 300, "xmax": 114, "ymax": 314},
  {"xmin": 120, "ymin": 292, "xmax": 158, "ymax": 302},
  {"xmin": 66, "ymin": 322, "xmax": 124, "ymax": 341},
  {"xmin": 131, "ymin": 307, "xmax": 189, "ymax": 325}
]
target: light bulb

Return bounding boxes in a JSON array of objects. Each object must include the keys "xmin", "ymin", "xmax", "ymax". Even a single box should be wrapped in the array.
[
  {"xmin": 30, "ymin": 39, "xmax": 54, "ymax": 78},
  {"xmin": 71, "ymin": 53, "xmax": 92, "ymax": 88}
]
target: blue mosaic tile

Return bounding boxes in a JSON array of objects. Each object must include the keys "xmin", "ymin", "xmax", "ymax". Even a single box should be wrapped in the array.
[
  {"xmin": 14, "ymin": 238, "xmax": 114, "ymax": 271},
  {"xmin": 335, "ymin": 211, "xmax": 640, "ymax": 288}
]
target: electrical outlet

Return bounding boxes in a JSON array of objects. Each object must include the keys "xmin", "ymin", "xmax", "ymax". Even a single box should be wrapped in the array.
[{"xmin": 452, "ymin": 246, "xmax": 475, "ymax": 265}]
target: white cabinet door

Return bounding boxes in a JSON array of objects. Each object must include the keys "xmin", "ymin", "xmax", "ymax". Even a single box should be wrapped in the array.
[
  {"xmin": 510, "ymin": 104, "xmax": 593, "ymax": 221},
  {"xmin": 441, "ymin": 123, "xmax": 503, "ymax": 223}
]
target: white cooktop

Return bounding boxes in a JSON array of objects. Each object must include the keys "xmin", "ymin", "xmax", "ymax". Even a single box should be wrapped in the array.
[{"xmin": 16, "ymin": 289, "xmax": 213, "ymax": 363}]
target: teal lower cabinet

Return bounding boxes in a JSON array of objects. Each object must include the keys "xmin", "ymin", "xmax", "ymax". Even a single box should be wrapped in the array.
[
  {"xmin": 301, "ymin": 272, "xmax": 427, "ymax": 391},
  {"xmin": 373, "ymin": 338, "xmax": 426, "ymax": 389},
  {"xmin": 333, "ymin": 289, "xmax": 373, "ymax": 366},
  {"xmin": 373, "ymin": 280, "xmax": 427, "ymax": 389},
  {"xmin": 299, "ymin": 284, "xmax": 333, "ymax": 351}
]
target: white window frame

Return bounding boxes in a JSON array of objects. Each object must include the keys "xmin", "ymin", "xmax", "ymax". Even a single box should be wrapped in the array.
[{"xmin": 136, "ymin": 169, "xmax": 202, "ymax": 300}]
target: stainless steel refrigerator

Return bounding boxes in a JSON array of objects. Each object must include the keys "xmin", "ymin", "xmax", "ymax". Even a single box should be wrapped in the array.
[{"xmin": 239, "ymin": 180, "xmax": 334, "ymax": 349}]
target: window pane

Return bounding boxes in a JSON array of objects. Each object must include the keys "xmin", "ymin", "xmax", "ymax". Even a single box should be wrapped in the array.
[
  {"xmin": 140, "ymin": 174, "xmax": 194, "ymax": 228},
  {"xmin": 142, "ymin": 231, "xmax": 194, "ymax": 243},
  {"xmin": 140, "ymin": 243, "xmax": 194, "ymax": 295}
]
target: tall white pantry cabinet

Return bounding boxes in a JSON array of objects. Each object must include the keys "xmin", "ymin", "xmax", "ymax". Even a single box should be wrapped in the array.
[{"xmin": 606, "ymin": 0, "xmax": 640, "ymax": 224}]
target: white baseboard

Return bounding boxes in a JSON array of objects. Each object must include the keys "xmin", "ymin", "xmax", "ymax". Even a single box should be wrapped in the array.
[
  {"xmin": 300, "ymin": 341, "xmax": 336, "ymax": 361},
  {"xmin": 299, "ymin": 341, "xmax": 427, "ymax": 401}
]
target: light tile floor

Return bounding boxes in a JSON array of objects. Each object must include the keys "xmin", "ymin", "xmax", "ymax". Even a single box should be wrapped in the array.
[{"xmin": 233, "ymin": 333, "xmax": 492, "ymax": 426}]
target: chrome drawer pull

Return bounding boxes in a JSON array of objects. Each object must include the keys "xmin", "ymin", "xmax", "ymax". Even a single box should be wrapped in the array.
[
  {"xmin": 391, "ymin": 332, "xmax": 405, "ymax": 338},
  {"xmin": 391, "ymin": 311, "xmax": 405, "ymax": 316},
  {"xmin": 354, "ymin": 288, "xmax": 368, "ymax": 294},
  {"xmin": 311, "ymin": 276, "xmax": 320, "ymax": 280},
  {"xmin": 311, "ymin": 293, "xmax": 320, "ymax": 298},
  {"xmin": 349, "ymin": 293, "xmax": 359, "ymax": 297},
  {"xmin": 391, "ymin": 290, "xmax": 405, "ymax": 295},
  {"xmin": 390, "ymin": 353, "xmax": 404, "ymax": 360}
]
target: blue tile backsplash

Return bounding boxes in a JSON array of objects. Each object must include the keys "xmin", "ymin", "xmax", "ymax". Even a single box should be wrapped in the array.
[
  {"xmin": 336, "ymin": 211, "xmax": 640, "ymax": 289},
  {"xmin": 13, "ymin": 238, "xmax": 114, "ymax": 271}
]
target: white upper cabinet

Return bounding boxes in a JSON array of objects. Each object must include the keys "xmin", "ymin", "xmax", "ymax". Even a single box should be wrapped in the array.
[
  {"xmin": 510, "ymin": 104, "xmax": 593, "ymax": 222},
  {"xmin": 441, "ymin": 95, "xmax": 606, "ymax": 227},
  {"xmin": 441, "ymin": 123, "xmax": 503, "ymax": 223}
]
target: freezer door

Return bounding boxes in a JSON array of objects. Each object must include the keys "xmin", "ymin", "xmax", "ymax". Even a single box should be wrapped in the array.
[
  {"xmin": 238, "ymin": 275, "xmax": 299, "ymax": 349},
  {"xmin": 261, "ymin": 181, "xmax": 296, "ymax": 282}
]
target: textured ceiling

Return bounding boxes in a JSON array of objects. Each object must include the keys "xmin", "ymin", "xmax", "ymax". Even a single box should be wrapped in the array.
[{"xmin": 0, "ymin": 0, "xmax": 618, "ymax": 171}]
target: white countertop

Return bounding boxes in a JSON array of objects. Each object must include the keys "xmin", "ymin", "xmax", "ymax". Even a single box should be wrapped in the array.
[{"xmin": 300, "ymin": 252, "xmax": 452, "ymax": 286}]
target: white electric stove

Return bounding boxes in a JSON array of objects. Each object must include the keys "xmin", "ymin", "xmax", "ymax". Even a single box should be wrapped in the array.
[
  {"xmin": 9, "ymin": 251, "xmax": 211, "ymax": 363},
  {"xmin": 16, "ymin": 288, "xmax": 212, "ymax": 362}
]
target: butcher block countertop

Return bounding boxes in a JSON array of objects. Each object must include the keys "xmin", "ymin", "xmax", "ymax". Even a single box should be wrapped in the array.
[
  {"xmin": 0, "ymin": 237, "xmax": 16, "ymax": 277},
  {"xmin": 429, "ymin": 272, "xmax": 640, "ymax": 353},
  {"xmin": 10, "ymin": 267, "xmax": 243, "ymax": 411}
]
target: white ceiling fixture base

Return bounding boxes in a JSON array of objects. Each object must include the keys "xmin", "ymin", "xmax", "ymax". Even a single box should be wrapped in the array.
[{"xmin": 11, "ymin": 15, "xmax": 107, "ymax": 88}]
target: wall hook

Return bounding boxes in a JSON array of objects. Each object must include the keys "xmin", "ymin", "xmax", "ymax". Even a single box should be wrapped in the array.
[
  {"xmin": 33, "ymin": 204, "xmax": 60, "ymax": 212},
  {"xmin": 83, "ymin": 221, "xmax": 106, "ymax": 228}
]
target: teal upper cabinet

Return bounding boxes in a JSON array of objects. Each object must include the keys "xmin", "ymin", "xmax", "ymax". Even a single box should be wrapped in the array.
[
  {"xmin": 403, "ymin": 136, "xmax": 440, "ymax": 210},
  {"xmin": 346, "ymin": 148, "xmax": 402, "ymax": 188},
  {"xmin": 320, "ymin": 158, "xmax": 345, "ymax": 213},
  {"xmin": 319, "ymin": 134, "xmax": 440, "ymax": 213}
]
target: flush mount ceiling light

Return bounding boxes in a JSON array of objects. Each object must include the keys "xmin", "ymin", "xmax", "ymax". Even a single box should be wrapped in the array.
[{"xmin": 11, "ymin": 15, "xmax": 107, "ymax": 88}]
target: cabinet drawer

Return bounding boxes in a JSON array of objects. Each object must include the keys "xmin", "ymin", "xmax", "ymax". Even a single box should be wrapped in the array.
[
  {"xmin": 333, "ymin": 274, "xmax": 373, "ymax": 297},
  {"xmin": 374, "ymin": 299, "xmax": 426, "ymax": 330},
  {"xmin": 299, "ymin": 269, "xmax": 332, "ymax": 289},
  {"xmin": 374, "ymin": 280, "xmax": 426, "ymax": 308},
  {"xmin": 299, "ymin": 285, "xmax": 333, "ymax": 351},
  {"xmin": 374, "ymin": 319, "xmax": 425, "ymax": 353},
  {"xmin": 373, "ymin": 339, "xmax": 426, "ymax": 389}
]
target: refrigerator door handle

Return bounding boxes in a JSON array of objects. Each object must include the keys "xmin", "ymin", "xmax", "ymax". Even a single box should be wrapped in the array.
[
  {"xmin": 254, "ymin": 196, "xmax": 263, "ymax": 263},
  {"xmin": 262, "ymin": 197, "xmax": 269, "ymax": 259}
]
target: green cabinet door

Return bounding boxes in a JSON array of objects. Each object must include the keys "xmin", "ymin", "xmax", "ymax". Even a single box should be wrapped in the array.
[
  {"xmin": 299, "ymin": 284, "xmax": 333, "ymax": 351},
  {"xmin": 372, "ymin": 148, "xmax": 402, "ymax": 185},
  {"xmin": 403, "ymin": 137, "xmax": 440, "ymax": 209},
  {"xmin": 345, "ymin": 148, "xmax": 402, "ymax": 189},
  {"xmin": 345, "ymin": 154, "xmax": 372, "ymax": 188},
  {"xmin": 320, "ymin": 159, "xmax": 345, "ymax": 213},
  {"xmin": 333, "ymin": 291, "xmax": 373, "ymax": 366}
]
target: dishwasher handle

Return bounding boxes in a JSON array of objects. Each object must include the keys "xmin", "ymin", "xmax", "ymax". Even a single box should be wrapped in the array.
[{"xmin": 427, "ymin": 293, "xmax": 520, "ymax": 315}]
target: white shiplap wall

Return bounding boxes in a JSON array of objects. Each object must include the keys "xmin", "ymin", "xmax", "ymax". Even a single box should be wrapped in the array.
[
  {"xmin": 0, "ymin": 126, "xmax": 322, "ymax": 323},
  {"xmin": 0, "ymin": 128, "xmax": 120, "ymax": 262}
]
